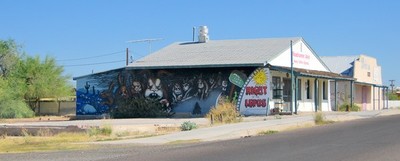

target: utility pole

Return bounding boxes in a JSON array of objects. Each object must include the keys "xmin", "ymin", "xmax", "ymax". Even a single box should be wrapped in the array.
[
  {"xmin": 126, "ymin": 48, "xmax": 129, "ymax": 66},
  {"xmin": 389, "ymin": 80, "xmax": 395, "ymax": 93}
]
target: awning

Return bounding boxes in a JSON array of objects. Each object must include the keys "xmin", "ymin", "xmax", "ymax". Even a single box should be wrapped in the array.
[{"xmin": 269, "ymin": 65, "xmax": 355, "ymax": 81}]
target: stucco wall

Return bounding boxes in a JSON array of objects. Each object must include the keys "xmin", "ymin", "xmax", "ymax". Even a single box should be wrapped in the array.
[
  {"xmin": 353, "ymin": 55, "xmax": 382, "ymax": 85},
  {"xmin": 388, "ymin": 101, "xmax": 400, "ymax": 108}
]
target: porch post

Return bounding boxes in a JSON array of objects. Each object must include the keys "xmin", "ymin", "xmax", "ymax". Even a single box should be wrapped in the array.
[
  {"xmin": 290, "ymin": 40, "xmax": 295, "ymax": 114},
  {"xmin": 295, "ymin": 76, "xmax": 298, "ymax": 114},
  {"xmin": 334, "ymin": 80, "xmax": 338, "ymax": 111},
  {"xmin": 386, "ymin": 87, "xmax": 389, "ymax": 109},
  {"xmin": 314, "ymin": 78, "xmax": 318, "ymax": 112},
  {"xmin": 373, "ymin": 85, "xmax": 375, "ymax": 110},
  {"xmin": 378, "ymin": 87, "xmax": 381, "ymax": 110},
  {"xmin": 350, "ymin": 81, "xmax": 354, "ymax": 109}
]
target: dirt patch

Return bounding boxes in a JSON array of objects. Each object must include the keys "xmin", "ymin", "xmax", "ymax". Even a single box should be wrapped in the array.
[{"xmin": 1, "ymin": 116, "xmax": 70, "ymax": 123}]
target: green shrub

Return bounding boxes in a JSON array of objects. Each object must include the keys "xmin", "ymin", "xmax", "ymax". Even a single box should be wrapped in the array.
[
  {"xmin": 206, "ymin": 100, "xmax": 241, "ymax": 124},
  {"xmin": 258, "ymin": 130, "xmax": 278, "ymax": 135},
  {"xmin": 88, "ymin": 125, "xmax": 112, "ymax": 136},
  {"xmin": 338, "ymin": 103, "xmax": 360, "ymax": 111},
  {"xmin": 180, "ymin": 121, "xmax": 197, "ymax": 131},
  {"xmin": 314, "ymin": 112, "xmax": 325, "ymax": 125},
  {"xmin": 388, "ymin": 93, "xmax": 399, "ymax": 100},
  {"xmin": 0, "ymin": 99, "xmax": 34, "ymax": 118},
  {"xmin": 112, "ymin": 98, "xmax": 172, "ymax": 118}
]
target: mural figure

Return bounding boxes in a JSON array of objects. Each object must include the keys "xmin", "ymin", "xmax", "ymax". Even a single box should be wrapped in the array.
[
  {"xmin": 182, "ymin": 78, "xmax": 195, "ymax": 101},
  {"xmin": 145, "ymin": 78, "xmax": 164, "ymax": 100},
  {"xmin": 100, "ymin": 81, "xmax": 115, "ymax": 107},
  {"xmin": 130, "ymin": 80, "xmax": 144, "ymax": 99},
  {"xmin": 116, "ymin": 72, "xmax": 129, "ymax": 99},
  {"xmin": 195, "ymin": 76, "xmax": 209, "ymax": 100},
  {"xmin": 171, "ymin": 82, "xmax": 183, "ymax": 104}
]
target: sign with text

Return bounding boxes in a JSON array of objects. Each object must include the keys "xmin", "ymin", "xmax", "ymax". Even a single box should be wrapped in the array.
[
  {"xmin": 237, "ymin": 67, "xmax": 271, "ymax": 115},
  {"xmin": 293, "ymin": 52, "xmax": 310, "ymax": 66}
]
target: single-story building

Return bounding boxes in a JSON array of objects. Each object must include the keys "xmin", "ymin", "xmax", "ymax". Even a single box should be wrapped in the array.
[
  {"xmin": 74, "ymin": 27, "xmax": 363, "ymax": 117},
  {"xmin": 321, "ymin": 55, "xmax": 389, "ymax": 111}
]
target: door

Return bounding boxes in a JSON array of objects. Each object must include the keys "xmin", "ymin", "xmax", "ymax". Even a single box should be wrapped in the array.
[
  {"xmin": 282, "ymin": 78, "xmax": 292, "ymax": 112},
  {"xmin": 362, "ymin": 86, "xmax": 367, "ymax": 111}
]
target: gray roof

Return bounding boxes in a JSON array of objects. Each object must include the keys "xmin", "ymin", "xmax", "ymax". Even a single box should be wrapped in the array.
[
  {"xmin": 127, "ymin": 37, "xmax": 302, "ymax": 69},
  {"xmin": 320, "ymin": 55, "xmax": 359, "ymax": 76}
]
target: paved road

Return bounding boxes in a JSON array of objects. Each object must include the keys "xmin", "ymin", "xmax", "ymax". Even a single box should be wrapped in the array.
[{"xmin": 1, "ymin": 114, "xmax": 400, "ymax": 161}]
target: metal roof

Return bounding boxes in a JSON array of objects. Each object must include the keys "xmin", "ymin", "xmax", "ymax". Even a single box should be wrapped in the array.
[
  {"xmin": 320, "ymin": 55, "xmax": 359, "ymax": 76},
  {"xmin": 127, "ymin": 37, "xmax": 302, "ymax": 69}
]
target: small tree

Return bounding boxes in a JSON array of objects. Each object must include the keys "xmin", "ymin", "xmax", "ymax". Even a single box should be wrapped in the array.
[
  {"xmin": 388, "ymin": 93, "xmax": 399, "ymax": 100},
  {"xmin": 0, "ymin": 77, "xmax": 34, "ymax": 118},
  {"xmin": 10, "ymin": 55, "xmax": 73, "ymax": 111},
  {"xmin": 0, "ymin": 39, "xmax": 20, "ymax": 77}
]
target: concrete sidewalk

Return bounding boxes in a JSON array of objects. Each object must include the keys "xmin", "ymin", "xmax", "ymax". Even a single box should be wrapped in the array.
[
  {"xmin": 94, "ymin": 109, "xmax": 400, "ymax": 145},
  {"xmin": 2, "ymin": 109, "xmax": 399, "ymax": 144}
]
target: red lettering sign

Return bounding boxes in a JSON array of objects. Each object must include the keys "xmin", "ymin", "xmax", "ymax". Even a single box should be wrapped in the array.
[
  {"xmin": 245, "ymin": 99, "xmax": 267, "ymax": 108},
  {"xmin": 245, "ymin": 86, "xmax": 268, "ymax": 96}
]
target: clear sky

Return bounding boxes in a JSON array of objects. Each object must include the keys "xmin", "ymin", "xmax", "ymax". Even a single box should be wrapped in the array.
[{"xmin": 0, "ymin": 0, "xmax": 399, "ymax": 87}]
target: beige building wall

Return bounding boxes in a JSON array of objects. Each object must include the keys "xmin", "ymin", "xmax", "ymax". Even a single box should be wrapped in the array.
[
  {"xmin": 353, "ymin": 55, "xmax": 384, "ymax": 111},
  {"xmin": 353, "ymin": 55, "xmax": 382, "ymax": 85}
]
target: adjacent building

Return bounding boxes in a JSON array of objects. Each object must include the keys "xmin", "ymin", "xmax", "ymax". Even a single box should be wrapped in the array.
[{"xmin": 322, "ymin": 55, "xmax": 388, "ymax": 111}]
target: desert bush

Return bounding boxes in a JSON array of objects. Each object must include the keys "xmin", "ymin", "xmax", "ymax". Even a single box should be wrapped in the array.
[
  {"xmin": 338, "ymin": 103, "xmax": 360, "ymax": 112},
  {"xmin": 112, "ymin": 98, "xmax": 171, "ymax": 118},
  {"xmin": 258, "ymin": 130, "xmax": 278, "ymax": 135},
  {"xmin": 314, "ymin": 112, "xmax": 325, "ymax": 125},
  {"xmin": 314, "ymin": 112, "xmax": 334, "ymax": 125},
  {"xmin": 0, "ymin": 99, "xmax": 34, "ymax": 118},
  {"xmin": 180, "ymin": 121, "xmax": 197, "ymax": 131},
  {"xmin": 88, "ymin": 125, "xmax": 112, "ymax": 136},
  {"xmin": 206, "ymin": 100, "xmax": 241, "ymax": 124}
]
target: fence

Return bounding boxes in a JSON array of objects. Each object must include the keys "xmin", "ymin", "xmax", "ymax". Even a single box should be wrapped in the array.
[
  {"xmin": 29, "ymin": 97, "xmax": 76, "ymax": 116},
  {"xmin": 388, "ymin": 100, "xmax": 400, "ymax": 108}
]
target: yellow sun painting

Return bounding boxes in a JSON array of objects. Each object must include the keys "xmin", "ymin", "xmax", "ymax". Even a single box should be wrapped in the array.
[{"xmin": 253, "ymin": 69, "xmax": 267, "ymax": 85}]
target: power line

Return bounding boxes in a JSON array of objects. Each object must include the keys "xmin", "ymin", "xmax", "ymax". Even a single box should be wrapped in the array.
[
  {"xmin": 56, "ymin": 50, "xmax": 125, "ymax": 62},
  {"xmin": 63, "ymin": 60, "xmax": 125, "ymax": 67}
]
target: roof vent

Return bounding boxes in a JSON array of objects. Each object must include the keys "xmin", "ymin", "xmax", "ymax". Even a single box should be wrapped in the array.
[{"xmin": 198, "ymin": 26, "xmax": 209, "ymax": 43}]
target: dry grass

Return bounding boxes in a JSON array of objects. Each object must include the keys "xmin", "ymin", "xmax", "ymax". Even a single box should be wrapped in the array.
[
  {"xmin": 314, "ymin": 112, "xmax": 335, "ymax": 125},
  {"xmin": 206, "ymin": 101, "xmax": 241, "ymax": 124},
  {"xmin": 0, "ymin": 133, "xmax": 95, "ymax": 153},
  {"xmin": 167, "ymin": 139, "xmax": 201, "ymax": 145},
  {"xmin": 258, "ymin": 130, "xmax": 278, "ymax": 135}
]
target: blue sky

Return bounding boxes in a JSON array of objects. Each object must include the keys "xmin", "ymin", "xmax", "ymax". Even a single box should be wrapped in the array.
[{"xmin": 0, "ymin": 0, "xmax": 399, "ymax": 86}]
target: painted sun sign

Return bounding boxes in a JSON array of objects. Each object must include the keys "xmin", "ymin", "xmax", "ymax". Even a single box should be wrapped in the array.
[{"xmin": 237, "ymin": 67, "xmax": 271, "ymax": 115}]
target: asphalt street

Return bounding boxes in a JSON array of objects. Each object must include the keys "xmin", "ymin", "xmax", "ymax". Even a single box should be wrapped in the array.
[{"xmin": 1, "ymin": 114, "xmax": 400, "ymax": 161}]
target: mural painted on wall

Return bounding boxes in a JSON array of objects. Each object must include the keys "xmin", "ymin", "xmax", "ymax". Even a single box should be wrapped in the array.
[
  {"xmin": 76, "ymin": 68, "xmax": 255, "ymax": 116},
  {"xmin": 237, "ymin": 68, "xmax": 271, "ymax": 116}
]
